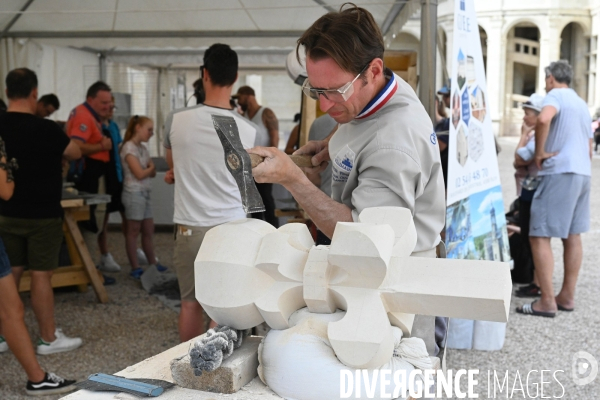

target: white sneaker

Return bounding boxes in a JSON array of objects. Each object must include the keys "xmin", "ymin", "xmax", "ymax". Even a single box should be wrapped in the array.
[
  {"xmin": 137, "ymin": 248, "xmax": 149, "ymax": 265},
  {"xmin": 37, "ymin": 329, "xmax": 82, "ymax": 355},
  {"xmin": 98, "ymin": 253, "xmax": 121, "ymax": 272},
  {"xmin": 0, "ymin": 336, "xmax": 8, "ymax": 353}
]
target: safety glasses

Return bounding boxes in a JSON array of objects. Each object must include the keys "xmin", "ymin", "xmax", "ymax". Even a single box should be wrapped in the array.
[{"xmin": 302, "ymin": 62, "xmax": 371, "ymax": 103}]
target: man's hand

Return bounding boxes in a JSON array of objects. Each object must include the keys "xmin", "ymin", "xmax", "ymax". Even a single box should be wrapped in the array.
[
  {"xmin": 293, "ymin": 140, "xmax": 329, "ymax": 175},
  {"xmin": 101, "ymin": 136, "xmax": 112, "ymax": 151},
  {"xmin": 534, "ymin": 150, "xmax": 558, "ymax": 169},
  {"xmin": 164, "ymin": 169, "xmax": 175, "ymax": 184},
  {"xmin": 248, "ymin": 146, "xmax": 305, "ymax": 186}
]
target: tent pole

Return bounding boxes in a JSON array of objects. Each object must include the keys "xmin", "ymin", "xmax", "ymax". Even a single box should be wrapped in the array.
[
  {"xmin": 418, "ymin": 0, "xmax": 438, "ymax": 124},
  {"xmin": 156, "ymin": 68, "xmax": 164, "ymax": 157},
  {"xmin": 99, "ymin": 52, "xmax": 107, "ymax": 82},
  {"xmin": 0, "ymin": 0, "xmax": 35, "ymax": 40}
]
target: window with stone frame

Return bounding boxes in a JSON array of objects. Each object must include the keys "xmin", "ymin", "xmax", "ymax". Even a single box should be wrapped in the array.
[{"xmin": 586, "ymin": 35, "xmax": 597, "ymax": 105}]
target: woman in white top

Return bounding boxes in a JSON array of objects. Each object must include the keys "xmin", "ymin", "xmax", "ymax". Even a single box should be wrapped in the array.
[{"xmin": 120, "ymin": 116, "xmax": 167, "ymax": 279}]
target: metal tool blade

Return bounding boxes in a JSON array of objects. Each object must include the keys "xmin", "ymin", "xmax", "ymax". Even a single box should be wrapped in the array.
[{"xmin": 211, "ymin": 114, "xmax": 265, "ymax": 214}]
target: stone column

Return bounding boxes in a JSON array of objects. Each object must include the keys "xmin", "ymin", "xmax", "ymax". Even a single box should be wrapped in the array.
[
  {"xmin": 444, "ymin": 23, "xmax": 454, "ymax": 74},
  {"xmin": 592, "ymin": 7, "xmax": 600, "ymax": 113},
  {"xmin": 484, "ymin": 17, "xmax": 503, "ymax": 135},
  {"xmin": 537, "ymin": 15, "xmax": 562, "ymax": 93},
  {"xmin": 419, "ymin": 0, "xmax": 439, "ymax": 123}
]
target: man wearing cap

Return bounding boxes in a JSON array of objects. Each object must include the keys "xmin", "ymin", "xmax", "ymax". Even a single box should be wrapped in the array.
[
  {"xmin": 512, "ymin": 93, "xmax": 543, "ymax": 296},
  {"xmin": 248, "ymin": 6, "xmax": 446, "ymax": 352},
  {"xmin": 435, "ymin": 81, "xmax": 450, "ymax": 133},
  {"xmin": 517, "ymin": 61, "xmax": 593, "ymax": 318},
  {"xmin": 234, "ymin": 86, "xmax": 280, "ymax": 227},
  {"xmin": 438, "ymin": 81, "xmax": 451, "ymax": 107}
]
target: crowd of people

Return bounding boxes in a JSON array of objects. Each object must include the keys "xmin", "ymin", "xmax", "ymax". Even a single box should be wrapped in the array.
[
  {"xmin": 0, "ymin": 71, "xmax": 171, "ymax": 395},
  {"xmin": 0, "ymin": 69, "xmax": 81, "ymax": 395},
  {"xmin": 0, "ymin": 3, "xmax": 594, "ymax": 397}
]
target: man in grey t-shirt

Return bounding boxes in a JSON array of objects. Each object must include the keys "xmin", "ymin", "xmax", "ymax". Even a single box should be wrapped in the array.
[
  {"xmin": 308, "ymin": 114, "xmax": 337, "ymax": 198},
  {"xmin": 307, "ymin": 114, "xmax": 337, "ymax": 245},
  {"xmin": 517, "ymin": 61, "xmax": 593, "ymax": 318}
]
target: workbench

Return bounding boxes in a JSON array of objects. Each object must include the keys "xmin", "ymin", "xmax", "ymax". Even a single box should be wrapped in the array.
[
  {"xmin": 61, "ymin": 335, "xmax": 279, "ymax": 400},
  {"xmin": 60, "ymin": 333, "xmax": 439, "ymax": 400},
  {"xmin": 17, "ymin": 194, "xmax": 111, "ymax": 303}
]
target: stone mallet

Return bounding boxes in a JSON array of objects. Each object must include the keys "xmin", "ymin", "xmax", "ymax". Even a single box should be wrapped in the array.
[{"xmin": 211, "ymin": 114, "xmax": 312, "ymax": 214}]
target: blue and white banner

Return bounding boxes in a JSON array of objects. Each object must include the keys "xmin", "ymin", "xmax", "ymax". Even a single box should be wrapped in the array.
[{"xmin": 445, "ymin": 0, "xmax": 510, "ymax": 351}]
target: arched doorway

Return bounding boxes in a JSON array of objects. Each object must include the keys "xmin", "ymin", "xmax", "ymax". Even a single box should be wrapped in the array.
[
  {"xmin": 503, "ymin": 23, "xmax": 540, "ymax": 136},
  {"xmin": 386, "ymin": 32, "xmax": 420, "ymax": 91},
  {"xmin": 560, "ymin": 22, "xmax": 588, "ymax": 101}
]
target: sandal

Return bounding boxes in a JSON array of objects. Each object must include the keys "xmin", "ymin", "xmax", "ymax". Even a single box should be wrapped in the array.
[
  {"xmin": 515, "ymin": 283, "xmax": 541, "ymax": 298},
  {"xmin": 516, "ymin": 301, "xmax": 555, "ymax": 318},
  {"xmin": 557, "ymin": 304, "xmax": 574, "ymax": 312}
]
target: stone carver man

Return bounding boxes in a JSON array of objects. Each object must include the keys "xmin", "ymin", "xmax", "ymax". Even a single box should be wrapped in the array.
[
  {"xmin": 248, "ymin": 4, "xmax": 446, "ymax": 350},
  {"xmin": 249, "ymin": 4, "xmax": 444, "ymax": 253}
]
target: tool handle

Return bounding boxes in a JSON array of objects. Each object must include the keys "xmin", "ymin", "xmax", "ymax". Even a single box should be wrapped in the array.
[
  {"xmin": 88, "ymin": 373, "xmax": 163, "ymax": 397},
  {"xmin": 249, "ymin": 153, "xmax": 314, "ymax": 168}
]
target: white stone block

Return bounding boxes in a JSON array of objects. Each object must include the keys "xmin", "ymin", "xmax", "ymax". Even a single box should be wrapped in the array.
[
  {"xmin": 195, "ymin": 219, "xmax": 276, "ymax": 330},
  {"xmin": 380, "ymin": 257, "xmax": 511, "ymax": 322},
  {"xmin": 277, "ymin": 223, "xmax": 315, "ymax": 252},
  {"xmin": 255, "ymin": 231, "xmax": 307, "ymax": 282},
  {"xmin": 387, "ymin": 311, "xmax": 416, "ymax": 337},
  {"xmin": 328, "ymin": 287, "xmax": 395, "ymax": 369},
  {"xmin": 255, "ymin": 283, "xmax": 304, "ymax": 329},
  {"xmin": 329, "ymin": 222, "xmax": 394, "ymax": 288},
  {"xmin": 358, "ymin": 207, "xmax": 417, "ymax": 257},
  {"xmin": 303, "ymin": 246, "xmax": 336, "ymax": 313}
]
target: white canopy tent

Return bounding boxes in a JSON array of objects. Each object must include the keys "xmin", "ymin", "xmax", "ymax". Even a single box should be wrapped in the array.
[{"xmin": 0, "ymin": 0, "xmax": 437, "ymax": 155}]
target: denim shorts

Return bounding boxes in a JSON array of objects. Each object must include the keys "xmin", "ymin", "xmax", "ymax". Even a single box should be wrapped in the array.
[
  {"xmin": 530, "ymin": 173, "xmax": 590, "ymax": 238},
  {"xmin": 122, "ymin": 190, "xmax": 153, "ymax": 221},
  {"xmin": 0, "ymin": 237, "xmax": 13, "ymax": 279}
]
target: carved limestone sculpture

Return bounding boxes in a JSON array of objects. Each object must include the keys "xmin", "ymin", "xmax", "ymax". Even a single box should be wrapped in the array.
[{"xmin": 195, "ymin": 207, "xmax": 511, "ymax": 369}]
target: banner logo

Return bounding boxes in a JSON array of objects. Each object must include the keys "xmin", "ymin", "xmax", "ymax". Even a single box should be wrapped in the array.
[{"xmin": 572, "ymin": 351, "xmax": 598, "ymax": 386}]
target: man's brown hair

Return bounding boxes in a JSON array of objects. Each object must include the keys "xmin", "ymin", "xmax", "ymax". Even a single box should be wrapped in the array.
[{"xmin": 297, "ymin": 3, "xmax": 384, "ymax": 75}]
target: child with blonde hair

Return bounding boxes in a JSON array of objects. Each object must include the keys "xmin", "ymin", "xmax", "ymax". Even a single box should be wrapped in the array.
[{"xmin": 120, "ymin": 116, "xmax": 167, "ymax": 278}]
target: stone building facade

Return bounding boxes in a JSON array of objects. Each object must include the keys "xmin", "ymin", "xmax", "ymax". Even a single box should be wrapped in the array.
[{"xmin": 387, "ymin": 0, "xmax": 600, "ymax": 135}]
